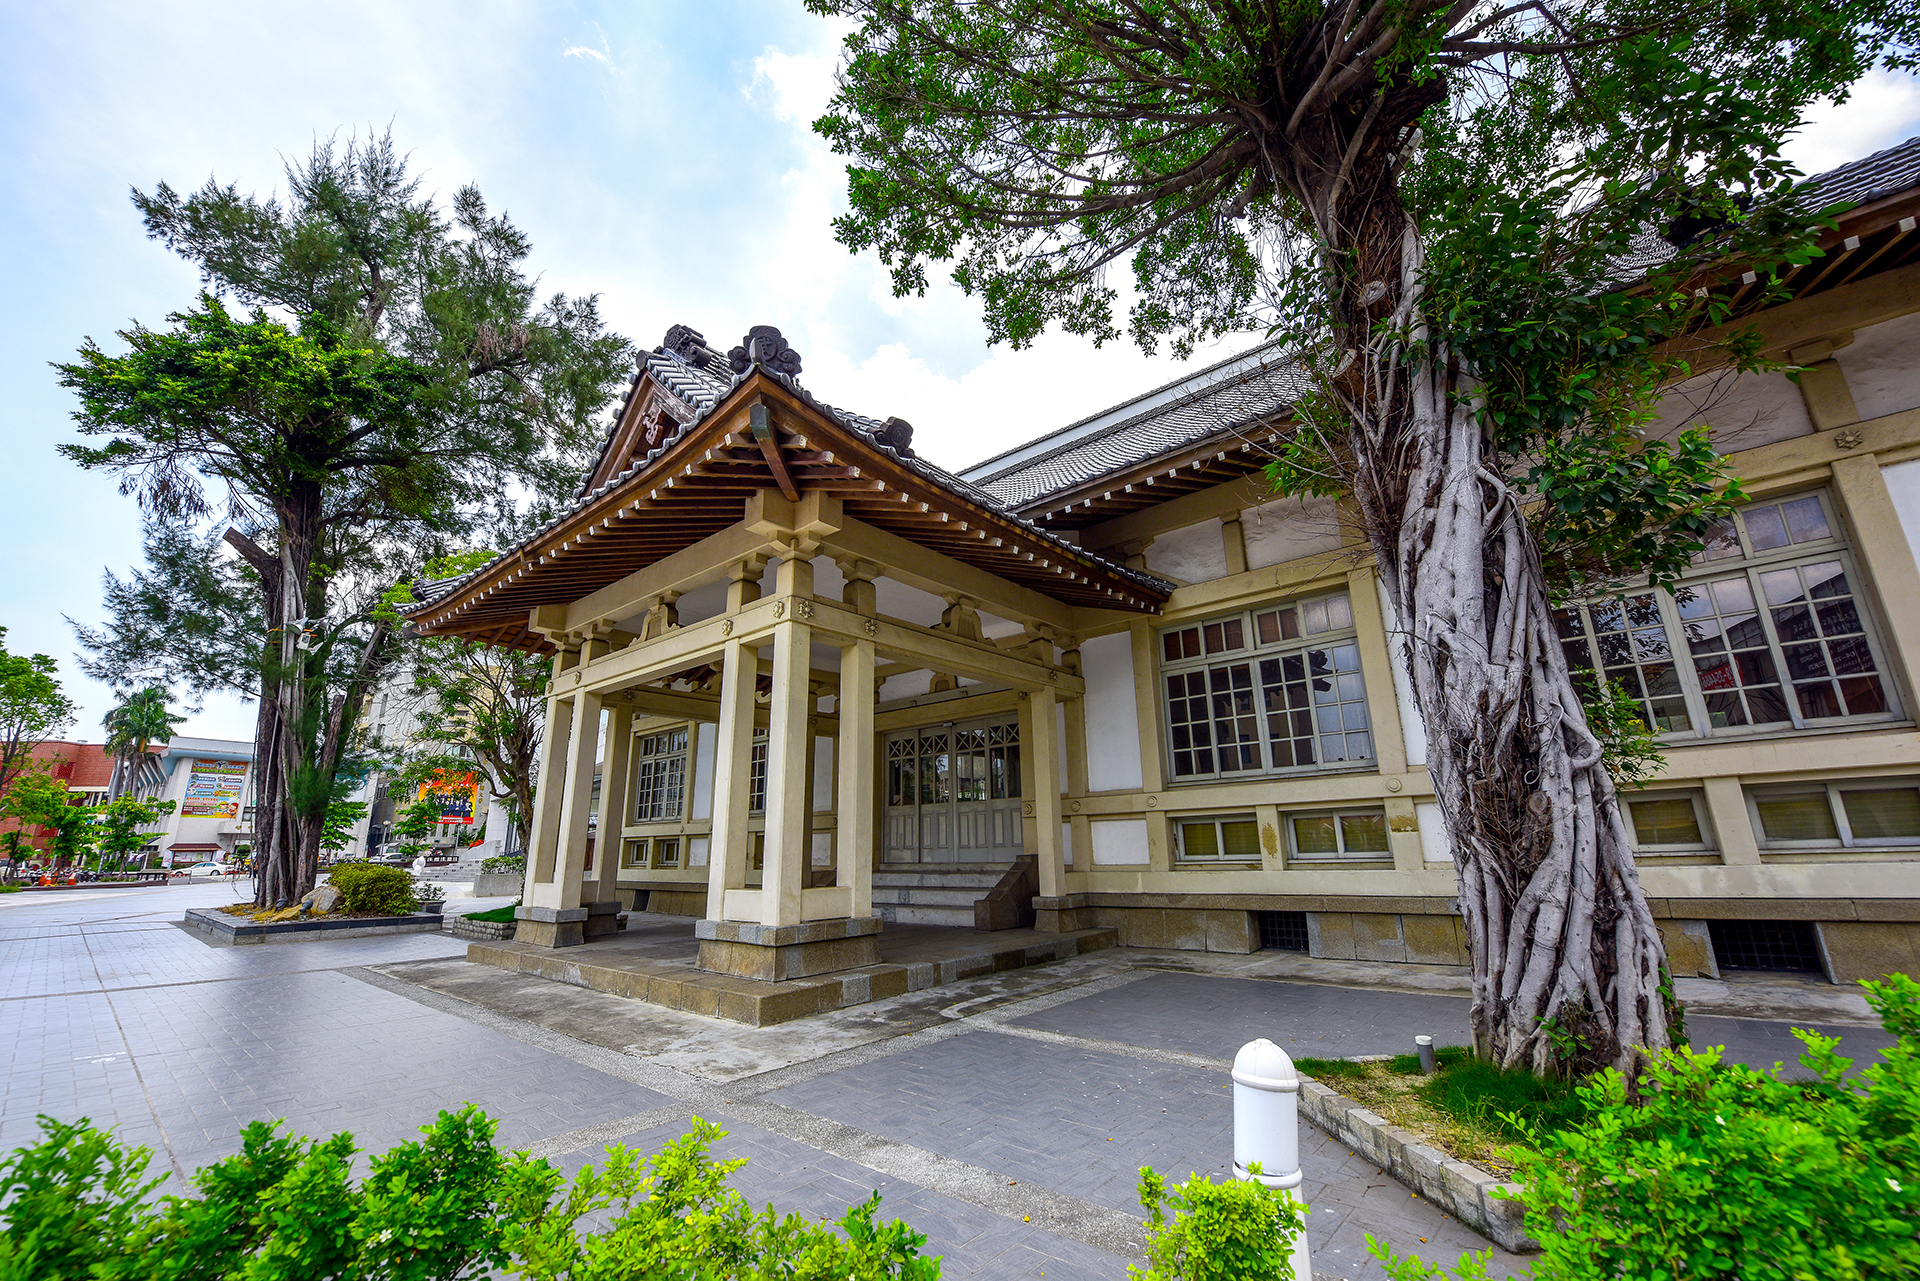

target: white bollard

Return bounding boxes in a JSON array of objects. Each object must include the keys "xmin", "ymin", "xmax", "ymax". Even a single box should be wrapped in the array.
[
  {"xmin": 1232, "ymin": 1038, "xmax": 1313, "ymax": 1281},
  {"xmin": 1416, "ymin": 1033, "xmax": 1437, "ymax": 1075}
]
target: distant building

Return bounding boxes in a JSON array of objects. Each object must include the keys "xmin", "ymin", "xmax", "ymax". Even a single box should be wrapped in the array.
[{"xmin": 128, "ymin": 737, "xmax": 258, "ymax": 866}]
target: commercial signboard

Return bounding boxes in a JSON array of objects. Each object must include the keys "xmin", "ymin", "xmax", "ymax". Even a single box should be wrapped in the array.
[
  {"xmin": 181, "ymin": 760, "xmax": 248, "ymax": 818},
  {"xmin": 417, "ymin": 772, "xmax": 482, "ymax": 826}
]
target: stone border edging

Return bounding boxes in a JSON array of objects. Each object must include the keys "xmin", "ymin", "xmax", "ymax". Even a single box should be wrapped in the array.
[
  {"xmin": 183, "ymin": 907, "xmax": 443, "ymax": 946},
  {"xmin": 448, "ymin": 916, "xmax": 515, "ymax": 942},
  {"xmin": 1297, "ymin": 1076, "xmax": 1537, "ymax": 1253}
]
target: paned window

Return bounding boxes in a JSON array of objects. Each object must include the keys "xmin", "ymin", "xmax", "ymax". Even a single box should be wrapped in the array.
[
  {"xmin": 748, "ymin": 728, "xmax": 769, "ymax": 814},
  {"xmin": 1287, "ymin": 809, "xmax": 1391, "ymax": 862},
  {"xmin": 621, "ymin": 838, "xmax": 648, "ymax": 869},
  {"xmin": 651, "ymin": 837, "xmax": 681, "ymax": 869},
  {"xmin": 631, "ymin": 728, "xmax": 689, "ymax": 823},
  {"xmin": 1624, "ymin": 793, "xmax": 1714, "ymax": 853},
  {"xmin": 1557, "ymin": 493, "xmax": 1896, "ymax": 739},
  {"xmin": 1175, "ymin": 814, "xmax": 1262, "ymax": 865},
  {"xmin": 1746, "ymin": 778, "xmax": 1920, "ymax": 849},
  {"xmin": 1160, "ymin": 592, "xmax": 1374, "ymax": 782}
]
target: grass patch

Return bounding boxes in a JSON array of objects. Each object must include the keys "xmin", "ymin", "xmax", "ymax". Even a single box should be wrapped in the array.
[
  {"xmin": 0, "ymin": 885, "xmax": 21, "ymax": 894},
  {"xmin": 464, "ymin": 902, "xmax": 519, "ymax": 924},
  {"xmin": 1297, "ymin": 1048, "xmax": 1587, "ymax": 1173}
]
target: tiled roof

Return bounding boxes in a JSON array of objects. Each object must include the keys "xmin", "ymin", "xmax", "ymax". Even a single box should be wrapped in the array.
[
  {"xmin": 962, "ymin": 340, "xmax": 1304, "ymax": 509},
  {"xmin": 409, "ymin": 328, "xmax": 1173, "ymax": 618},
  {"xmin": 964, "ymin": 135, "xmax": 1920, "ymax": 512}
]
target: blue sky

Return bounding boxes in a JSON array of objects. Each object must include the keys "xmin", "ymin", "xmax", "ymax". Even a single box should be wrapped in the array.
[{"xmin": 3, "ymin": 1, "xmax": 1918, "ymax": 744}]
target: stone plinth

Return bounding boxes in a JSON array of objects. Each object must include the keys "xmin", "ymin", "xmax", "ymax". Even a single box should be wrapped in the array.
[
  {"xmin": 695, "ymin": 916, "xmax": 883, "ymax": 981},
  {"xmin": 516, "ymin": 905, "xmax": 588, "ymax": 948},
  {"xmin": 583, "ymin": 900, "xmax": 623, "ymax": 940}
]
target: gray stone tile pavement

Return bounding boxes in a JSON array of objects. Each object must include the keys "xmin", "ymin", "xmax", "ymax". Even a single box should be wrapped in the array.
[{"xmin": 4, "ymin": 880, "xmax": 1897, "ymax": 1280}]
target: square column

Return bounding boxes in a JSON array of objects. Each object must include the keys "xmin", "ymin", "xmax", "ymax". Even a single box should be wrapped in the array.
[
  {"xmin": 1027, "ymin": 686, "xmax": 1066, "ymax": 902},
  {"xmin": 836, "ymin": 638, "xmax": 876, "ymax": 919},
  {"xmin": 759, "ymin": 612, "xmax": 814, "ymax": 927},
  {"xmin": 583, "ymin": 701, "xmax": 632, "ymax": 937},
  {"xmin": 521, "ymin": 687, "xmax": 601, "ymax": 946},
  {"xmin": 521, "ymin": 646, "xmax": 579, "ymax": 898},
  {"xmin": 705, "ymin": 636, "xmax": 759, "ymax": 920}
]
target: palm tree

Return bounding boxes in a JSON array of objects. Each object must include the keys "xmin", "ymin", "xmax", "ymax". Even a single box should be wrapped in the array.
[{"xmin": 102, "ymin": 688, "xmax": 184, "ymax": 801}]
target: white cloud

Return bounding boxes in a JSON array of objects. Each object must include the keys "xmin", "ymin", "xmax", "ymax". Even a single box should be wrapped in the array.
[
  {"xmin": 1783, "ymin": 71, "xmax": 1920, "ymax": 175},
  {"xmin": 745, "ymin": 44, "xmax": 838, "ymax": 124}
]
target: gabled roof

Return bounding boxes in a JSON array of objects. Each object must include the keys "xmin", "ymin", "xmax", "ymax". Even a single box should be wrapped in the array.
[{"xmin": 406, "ymin": 328, "xmax": 1174, "ymax": 651}]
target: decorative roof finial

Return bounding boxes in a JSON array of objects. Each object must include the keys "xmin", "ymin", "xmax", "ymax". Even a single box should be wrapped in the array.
[
  {"xmin": 662, "ymin": 324, "xmax": 711, "ymax": 368},
  {"xmin": 727, "ymin": 325, "xmax": 802, "ymax": 377},
  {"xmin": 876, "ymin": 417, "xmax": 916, "ymax": 458}
]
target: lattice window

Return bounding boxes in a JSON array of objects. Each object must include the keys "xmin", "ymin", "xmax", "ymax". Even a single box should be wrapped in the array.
[
  {"xmin": 1709, "ymin": 920, "xmax": 1824, "ymax": 973},
  {"xmin": 1559, "ymin": 492, "xmax": 1895, "ymax": 738},
  {"xmin": 748, "ymin": 728, "xmax": 769, "ymax": 814},
  {"xmin": 1175, "ymin": 814, "xmax": 1262, "ymax": 865},
  {"xmin": 631, "ymin": 728, "xmax": 688, "ymax": 823},
  {"xmin": 1287, "ymin": 809, "xmax": 1391, "ymax": 862},
  {"xmin": 1255, "ymin": 910, "xmax": 1310, "ymax": 952},
  {"xmin": 1161, "ymin": 591, "xmax": 1372, "ymax": 781},
  {"xmin": 1746, "ymin": 778, "xmax": 1920, "ymax": 849}
]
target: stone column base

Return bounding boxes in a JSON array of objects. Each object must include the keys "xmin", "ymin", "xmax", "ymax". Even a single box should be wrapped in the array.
[
  {"xmin": 694, "ymin": 916, "xmax": 882, "ymax": 981},
  {"xmin": 583, "ymin": 900, "xmax": 623, "ymax": 940},
  {"xmin": 515, "ymin": 905, "xmax": 589, "ymax": 948}
]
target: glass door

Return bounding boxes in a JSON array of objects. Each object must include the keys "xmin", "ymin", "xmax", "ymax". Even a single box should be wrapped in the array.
[{"xmin": 883, "ymin": 718, "xmax": 1021, "ymax": 863}]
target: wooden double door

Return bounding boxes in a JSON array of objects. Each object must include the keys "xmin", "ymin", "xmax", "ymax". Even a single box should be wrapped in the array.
[{"xmin": 883, "ymin": 716, "xmax": 1022, "ymax": 863}]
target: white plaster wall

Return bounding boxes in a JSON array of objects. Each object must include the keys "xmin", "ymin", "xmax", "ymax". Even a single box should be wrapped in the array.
[
  {"xmin": 688, "ymin": 835, "xmax": 709, "ymax": 867},
  {"xmin": 1242, "ymin": 494, "xmax": 1343, "ymax": 569},
  {"xmin": 813, "ymin": 737, "xmax": 834, "ymax": 811},
  {"xmin": 811, "ymin": 832, "xmax": 832, "ymax": 867},
  {"xmin": 1648, "ymin": 368, "xmax": 1812, "ymax": 451},
  {"xmin": 1081, "ymin": 632, "xmax": 1145, "ymax": 791},
  {"xmin": 1881, "ymin": 458, "xmax": 1920, "ymax": 570},
  {"xmin": 1062, "ymin": 822, "xmax": 1074, "ymax": 867},
  {"xmin": 877, "ymin": 670, "xmax": 933, "ymax": 702},
  {"xmin": 1376, "ymin": 578, "xmax": 1428, "ymax": 766},
  {"xmin": 1416, "ymin": 801, "xmax": 1452, "ymax": 863},
  {"xmin": 1144, "ymin": 517, "xmax": 1229, "ymax": 582},
  {"xmin": 1091, "ymin": 818, "xmax": 1151, "ymax": 865},
  {"xmin": 690, "ymin": 722, "xmax": 715, "ymax": 821},
  {"xmin": 1837, "ymin": 311, "xmax": 1920, "ymax": 422}
]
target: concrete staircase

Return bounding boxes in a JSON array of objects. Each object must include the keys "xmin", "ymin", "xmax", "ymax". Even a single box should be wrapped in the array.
[{"xmin": 870, "ymin": 862, "xmax": 1015, "ymax": 928}]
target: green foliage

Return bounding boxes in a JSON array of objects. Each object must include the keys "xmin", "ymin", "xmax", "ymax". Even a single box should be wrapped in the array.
[
  {"xmin": 1292, "ymin": 1057, "xmax": 1367, "ymax": 1081},
  {"xmin": 100, "ymin": 687, "xmax": 184, "ymax": 784},
  {"xmin": 325, "ymin": 862, "xmax": 416, "ymax": 916},
  {"xmin": 320, "ymin": 798, "xmax": 369, "ymax": 853},
  {"xmin": 0, "ymin": 760, "xmax": 96, "ymax": 865},
  {"xmin": 0, "ymin": 1115, "xmax": 164, "ymax": 1278},
  {"xmin": 1576, "ymin": 678, "xmax": 1666, "ymax": 789},
  {"xmin": 479, "ymin": 852, "xmax": 526, "ymax": 874},
  {"xmin": 1387, "ymin": 1047, "xmax": 1472, "ymax": 1076},
  {"xmin": 464, "ymin": 902, "xmax": 519, "ymax": 924},
  {"xmin": 0, "ymin": 1110, "xmax": 940, "ymax": 1281},
  {"xmin": 90, "ymin": 795, "xmax": 177, "ymax": 870},
  {"xmin": 1133, "ymin": 1166, "xmax": 1305, "ymax": 1281},
  {"xmin": 1373, "ymin": 975, "xmax": 1920, "ymax": 1280},
  {"xmin": 0, "ymin": 627, "xmax": 77, "ymax": 797}
]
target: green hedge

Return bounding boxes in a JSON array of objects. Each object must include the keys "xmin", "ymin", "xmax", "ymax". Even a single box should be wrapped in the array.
[
  {"xmin": 325, "ymin": 862, "xmax": 416, "ymax": 916},
  {"xmin": 0, "ymin": 1113, "xmax": 941, "ymax": 1280}
]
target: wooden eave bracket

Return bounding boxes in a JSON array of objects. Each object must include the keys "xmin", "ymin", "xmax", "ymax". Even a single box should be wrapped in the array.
[{"xmin": 750, "ymin": 401, "xmax": 800, "ymax": 502}]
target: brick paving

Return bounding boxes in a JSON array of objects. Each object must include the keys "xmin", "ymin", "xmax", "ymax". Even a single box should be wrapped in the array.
[{"xmin": 18, "ymin": 882, "xmax": 1892, "ymax": 1279}]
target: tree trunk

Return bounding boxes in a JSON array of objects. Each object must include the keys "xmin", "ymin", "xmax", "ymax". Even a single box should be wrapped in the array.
[{"xmin": 1344, "ymin": 224, "xmax": 1677, "ymax": 1076}]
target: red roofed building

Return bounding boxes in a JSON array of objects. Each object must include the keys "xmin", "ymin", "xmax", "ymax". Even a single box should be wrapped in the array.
[{"xmin": 1, "ymin": 741, "xmax": 114, "ymax": 859}]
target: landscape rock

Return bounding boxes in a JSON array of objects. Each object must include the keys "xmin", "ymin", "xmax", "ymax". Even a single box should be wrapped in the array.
[{"xmin": 310, "ymin": 884, "xmax": 342, "ymax": 914}]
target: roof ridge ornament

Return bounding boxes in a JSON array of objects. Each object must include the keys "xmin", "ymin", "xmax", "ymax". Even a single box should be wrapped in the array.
[
  {"xmin": 877, "ymin": 416, "xmax": 916, "ymax": 458},
  {"xmin": 728, "ymin": 325, "xmax": 803, "ymax": 377},
  {"xmin": 662, "ymin": 324, "xmax": 712, "ymax": 369}
]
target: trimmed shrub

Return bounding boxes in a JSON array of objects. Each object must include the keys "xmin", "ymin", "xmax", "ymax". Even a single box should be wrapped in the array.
[
  {"xmin": 1133, "ymin": 1165, "xmax": 1305, "ymax": 1281},
  {"xmin": 325, "ymin": 862, "xmax": 417, "ymax": 916},
  {"xmin": 0, "ymin": 1110, "xmax": 941, "ymax": 1280},
  {"xmin": 1372, "ymin": 973, "xmax": 1920, "ymax": 1281}
]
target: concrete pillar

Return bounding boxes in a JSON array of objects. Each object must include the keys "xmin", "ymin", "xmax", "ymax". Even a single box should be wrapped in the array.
[
  {"xmin": 522, "ymin": 644, "xmax": 580, "ymax": 895},
  {"xmin": 837, "ymin": 639, "xmax": 877, "ymax": 919},
  {"xmin": 760, "ymin": 596, "xmax": 814, "ymax": 926},
  {"xmin": 706, "ymin": 637, "xmax": 759, "ymax": 921},
  {"xmin": 583, "ymin": 702, "xmax": 632, "ymax": 932},
  {"xmin": 520, "ymin": 685, "xmax": 600, "ymax": 946},
  {"xmin": 1028, "ymin": 686, "xmax": 1066, "ymax": 901}
]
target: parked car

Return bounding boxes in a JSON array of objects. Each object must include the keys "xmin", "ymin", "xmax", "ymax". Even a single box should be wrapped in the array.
[{"xmin": 179, "ymin": 862, "xmax": 233, "ymax": 878}]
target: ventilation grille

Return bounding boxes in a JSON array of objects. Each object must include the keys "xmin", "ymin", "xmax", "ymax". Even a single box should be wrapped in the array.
[
  {"xmin": 1709, "ymin": 919, "xmax": 1825, "ymax": 973},
  {"xmin": 1255, "ymin": 910, "xmax": 1310, "ymax": 952}
]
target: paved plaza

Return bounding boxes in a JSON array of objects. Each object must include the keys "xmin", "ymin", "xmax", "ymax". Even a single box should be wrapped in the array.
[{"xmin": 0, "ymin": 882, "xmax": 1898, "ymax": 1279}]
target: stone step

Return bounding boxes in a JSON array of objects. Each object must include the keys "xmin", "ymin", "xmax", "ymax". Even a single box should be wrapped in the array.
[
  {"xmin": 870, "ymin": 886, "xmax": 984, "ymax": 909},
  {"xmin": 874, "ymin": 901, "xmax": 980, "ymax": 928},
  {"xmin": 871, "ymin": 869, "xmax": 1010, "ymax": 889}
]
